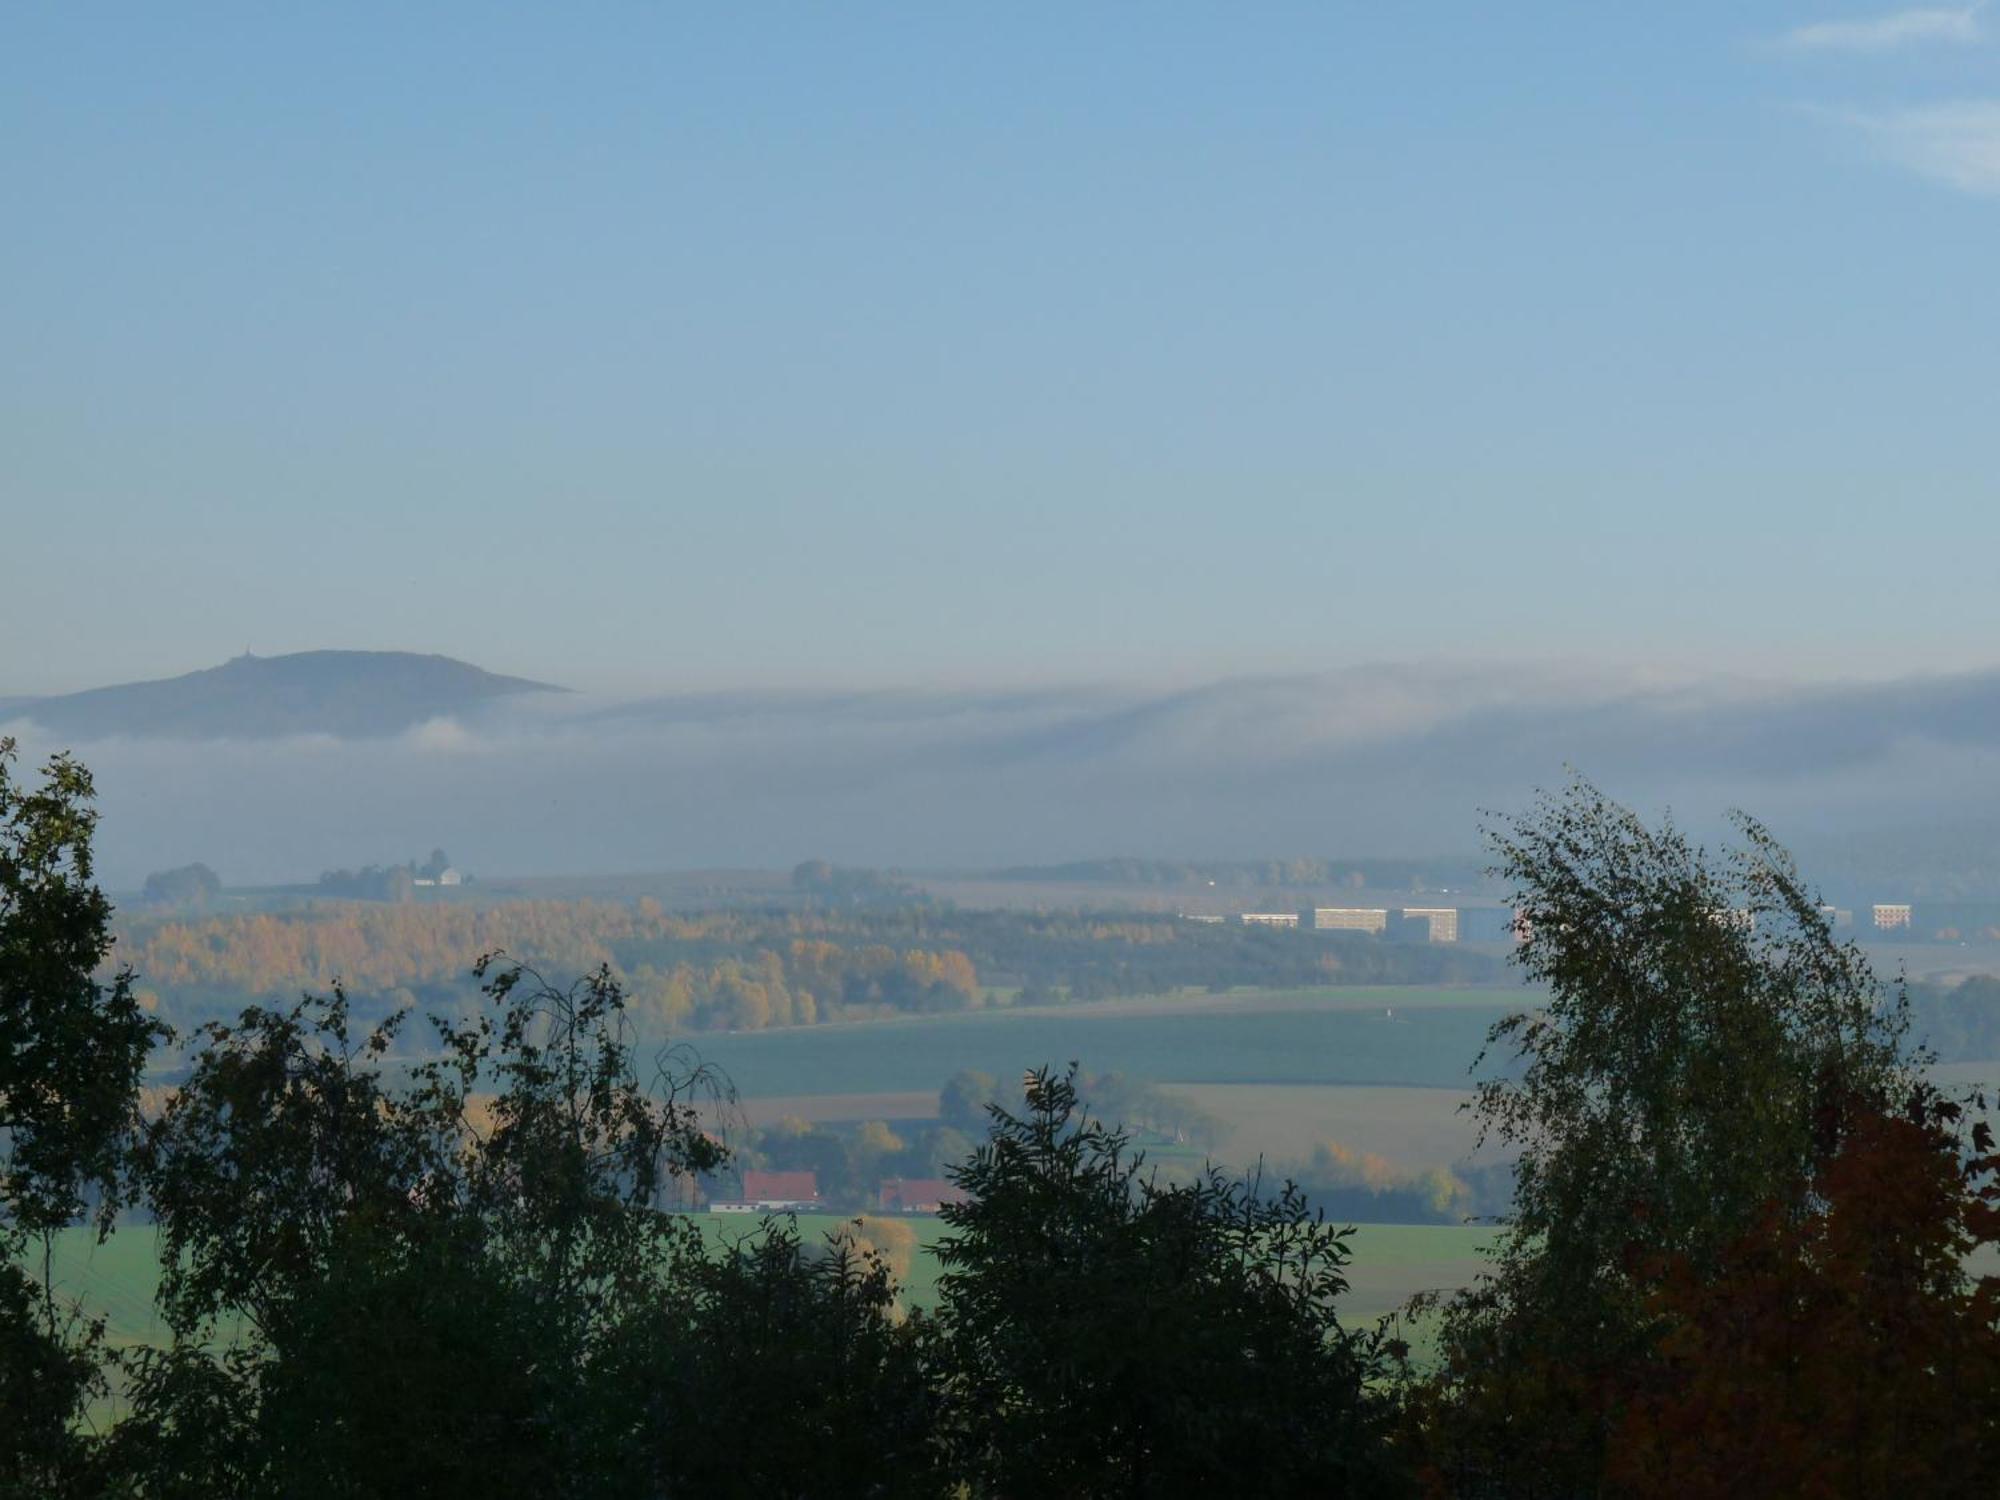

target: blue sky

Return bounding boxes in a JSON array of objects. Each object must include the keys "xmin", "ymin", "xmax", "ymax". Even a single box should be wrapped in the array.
[{"xmin": 5, "ymin": 3, "xmax": 1999, "ymax": 695}]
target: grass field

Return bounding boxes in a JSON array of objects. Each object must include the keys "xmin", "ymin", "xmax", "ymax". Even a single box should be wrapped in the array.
[
  {"xmin": 40, "ymin": 1225, "xmax": 184, "ymax": 1352},
  {"xmin": 685, "ymin": 988, "xmax": 1524, "ymax": 1102},
  {"xmin": 720, "ymin": 1081, "xmax": 1490, "ymax": 1173}
]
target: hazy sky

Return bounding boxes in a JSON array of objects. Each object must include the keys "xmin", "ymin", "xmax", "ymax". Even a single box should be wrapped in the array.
[{"xmin": 6, "ymin": 4, "xmax": 1999, "ymax": 697}]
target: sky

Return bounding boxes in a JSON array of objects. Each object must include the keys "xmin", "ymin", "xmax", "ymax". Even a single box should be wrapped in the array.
[{"xmin": 5, "ymin": 3, "xmax": 2000, "ymax": 697}]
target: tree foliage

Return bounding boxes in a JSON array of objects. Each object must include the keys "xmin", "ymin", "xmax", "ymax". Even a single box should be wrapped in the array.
[
  {"xmin": 1479, "ymin": 777, "xmax": 1910, "ymax": 1283},
  {"xmin": 0, "ymin": 1264, "xmax": 106, "ymax": 1498},
  {"xmin": 128, "ymin": 959, "xmax": 730, "ymax": 1497},
  {"xmin": 590, "ymin": 1218, "xmax": 936, "ymax": 1497},
  {"xmin": 1411, "ymin": 777, "xmax": 1923, "ymax": 1493},
  {"xmin": 935, "ymin": 1065, "xmax": 1402, "ymax": 1497},
  {"xmin": 1, "ymin": 740, "xmax": 164, "ymax": 1246},
  {"xmin": 938, "ymin": 1067, "xmax": 999, "ymax": 1132},
  {"xmin": 0, "ymin": 739, "xmax": 163, "ymax": 1493},
  {"xmin": 139, "ymin": 863, "xmax": 220, "ymax": 909}
]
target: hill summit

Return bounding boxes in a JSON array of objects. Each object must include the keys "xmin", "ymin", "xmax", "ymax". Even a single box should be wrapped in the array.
[{"xmin": 2, "ymin": 650, "xmax": 563, "ymax": 740}]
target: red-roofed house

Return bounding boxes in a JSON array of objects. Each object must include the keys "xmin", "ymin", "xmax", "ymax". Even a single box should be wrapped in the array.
[
  {"xmin": 739, "ymin": 1170, "xmax": 820, "ymax": 1210},
  {"xmin": 709, "ymin": 1169, "xmax": 821, "ymax": 1213},
  {"xmin": 877, "ymin": 1177, "xmax": 970, "ymax": 1215}
]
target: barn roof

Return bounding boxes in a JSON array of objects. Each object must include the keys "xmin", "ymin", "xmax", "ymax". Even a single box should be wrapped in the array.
[{"xmin": 742, "ymin": 1169, "xmax": 819, "ymax": 1201}]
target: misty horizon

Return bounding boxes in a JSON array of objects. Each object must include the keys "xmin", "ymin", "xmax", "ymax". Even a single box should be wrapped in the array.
[{"xmin": 11, "ymin": 647, "xmax": 2000, "ymax": 891}]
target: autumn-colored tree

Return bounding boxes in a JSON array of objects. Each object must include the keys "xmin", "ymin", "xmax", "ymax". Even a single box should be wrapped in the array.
[
  {"xmin": 838, "ymin": 1213, "xmax": 919, "ymax": 1285},
  {"xmin": 1607, "ymin": 1091, "xmax": 2000, "ymax": 1497},
  {"xmin": 116, "ymin": 900, "xmax": 985, "ymax": 1036},
  {"xmin": 854, "ymin": 1118, "xmax": 906, "ymax": 1166}
]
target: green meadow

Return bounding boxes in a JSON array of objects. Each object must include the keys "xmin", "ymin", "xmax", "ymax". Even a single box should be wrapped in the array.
[{"xmin": 686, "ymin": 987, "xmax": 1527, "ymax": 1100}]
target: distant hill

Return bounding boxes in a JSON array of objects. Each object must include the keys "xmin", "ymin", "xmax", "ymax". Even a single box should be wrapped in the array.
[{"xmin": 2, "ymin": 651, "xmax": 562, "ymax": 740}]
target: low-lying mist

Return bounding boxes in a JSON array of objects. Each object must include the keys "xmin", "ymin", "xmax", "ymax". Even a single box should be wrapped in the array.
[{"xmin": 10, "ymin": 662, "xmax": 2000, "ymax": 890}]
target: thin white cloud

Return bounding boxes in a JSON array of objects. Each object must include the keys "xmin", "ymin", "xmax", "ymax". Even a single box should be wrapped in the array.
[
  {"xmin": 1841, "ymin": 100, "xmax": 2000, "ymax": 192},
  {"xmin": 1778, "ymin": 5, "xmax": 1985, "ymax": 52}
]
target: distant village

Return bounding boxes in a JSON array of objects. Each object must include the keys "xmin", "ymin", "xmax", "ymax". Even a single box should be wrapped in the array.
[
  {"xmin": 706, "ymin": 1169, "xmax": 967, "ymax": 1217},
  {"xmin": 314, "ymin": 848, "xmax": 466, "ymax": 901},
  {"xmin": 1194, "ymin": 901, "xmax": 1952, "ymax": 944}
]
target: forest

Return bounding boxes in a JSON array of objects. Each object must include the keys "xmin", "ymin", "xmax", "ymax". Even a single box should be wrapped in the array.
[{"xmin": 5, "ymin": 743, "xmax": 1999, "ymax": 1497}]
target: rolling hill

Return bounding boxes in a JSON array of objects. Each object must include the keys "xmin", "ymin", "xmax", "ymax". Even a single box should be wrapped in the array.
[{"xmin": 1, "ymin": 651, "xmax": 562, "ymax": 740}]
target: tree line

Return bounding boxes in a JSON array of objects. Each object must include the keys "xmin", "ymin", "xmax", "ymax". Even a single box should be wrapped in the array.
[
  {"xmin": 613, "ymin": 1066, "xmax": 1493, "ymax": 1228},
  {"xmin": 111, "ymin": 895, "xmax": 1498, "ymax": 1043},
  {"xmin": 112, "ymin": 902, "xmax": 982, "ymax": 1039},
  {"xmin": 728, "ymin": 1068, "xmax": 1229, "ymax": 1215},
  {"xmin": 1910, "ymin": 974, "xmax": 2000, "ymax": 1063},
  {"xmin": 6, "ymin": 741, "xmax": 1998, "ymax": 1496},
  {"xmin": 990, "ymin": 855, "xmax": 1488, "ymax": 891}
]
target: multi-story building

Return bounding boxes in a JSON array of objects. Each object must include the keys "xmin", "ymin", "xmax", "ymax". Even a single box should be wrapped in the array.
[
  {"xmin": 1312, "ymin": 907, "xmax": 1388, "ymax": 935},
  {"xmin": 1452, "ymin": 907, "xmax": 1521, "ymax": 943},
  {"xmin": 1240, "ymin": 911, "xmax": 1300, "ymax": 929},
  {"xmin": 1401, "ymin": 907, "xmax": 1459, "ymax": 943},
  {"xmin": 1873, "ymin": 904, "xmax": 1913, "ymax": 932}
]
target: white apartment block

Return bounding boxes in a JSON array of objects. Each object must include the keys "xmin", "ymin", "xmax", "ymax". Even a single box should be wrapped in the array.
[
  {"xmin": 1240, "ymin": 912, "xmax": 1300, "ymax": 928},
  {"xmin": 1402, "ymin": 907, "xmax": 1459, "ymax": 943},
  {"xmin": 1313, "ymin": 907, "xmax": 1388, "ymax": 934},
  {"xmin": 1872, "ymin": 904, "xmax": 1913, "ymax": 931}
]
